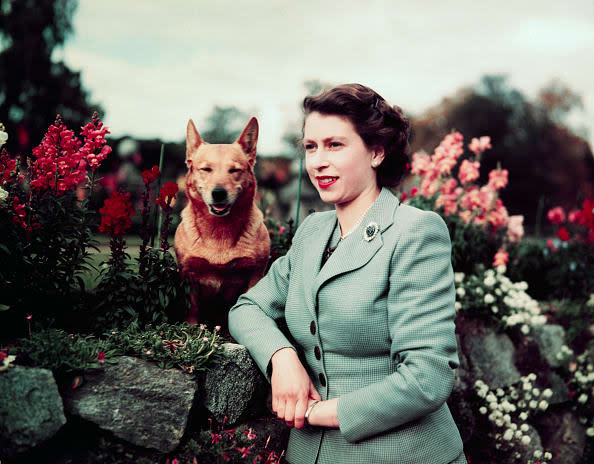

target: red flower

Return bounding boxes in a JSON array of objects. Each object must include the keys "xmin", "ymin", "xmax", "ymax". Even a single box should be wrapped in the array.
[
  {"xmin": 400, "ymin": 191, "xmax": 408, "ymax": 202},
  {"xmin": 0, "ymin": 352, "xmax": 7, "ymax": 361},
  {"xmin": 410, "ymin": 187, "xmax": 418, "ymax": 197},
  {"xmin": 97, "ymin": 352, "xmax": 105, "ymax": 364},
  {"xmin": 557, "ymin": 226, "xmax": 570, "ymax": 242},
  {"xmin": 156, "ymin": 181, "xmax": 178, "ymax": 209},
  {"xmin": 141, "ymin": 165, "xmax": 160, "ymax": 184},
  {"xmin": 223, "ymin": 428, "xmax": 235, "ymax": 437},
  {"xmin": 210, "ymin": 432, "xmax": 222, "ymax": 444},
  {"xmin": 547, "ymin": 206, "xmax": 565, "ymax": 225},
  {"xmin": 99, "ymin": 191, "xmax": 136, "ymax": 237}
]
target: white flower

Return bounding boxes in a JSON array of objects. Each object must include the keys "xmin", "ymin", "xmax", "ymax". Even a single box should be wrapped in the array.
[
  {"xmin": 0, "ymin": 128, "xmax": 7, "ymax": 147},
  {"xmin": 533, "ymin": 449, "xmax": 542, "ymax": 459},
  {"xmin": 495, "ymin": 288, "xmax": 502, "ymax": 296},
  {"xmin": 521, "ymin": 435, "xmax": 531, "ymax": 445},
  {"xmin": 456, "ymin": 287, "xmax": 466, "ymax": 297},
  {"xmin": 484, "ymin": 294, "xmax": 495, "ymax": 304},
  {"xmin": 454, "ymin": 272, "xmax": 465, "ymax": 283},
  {"xmin": 519, "ymin": 412, "xmax": 528, "ymax": 421},
  {"xmin": 520, "ymin": 423, "xmax": 529, "ymax": 432},
  {"xmin": 529, "ymin": 400, "xmax": 538, "ymax": 408},
  {"xmin": 495, "ymin": 418, "xmax": 504, "ymax": 427},
  {"xmin": 503, "ymin": 429, "xmax": 513, "ymax": 440},
  {"xmin": 0, "ymin": 186, "xmax": 8, "ymax": 204},
  {"xmin": 514, "ymin": 430, "xmax": 523, "ymax": 439},
  {"xmin": 587, "ymin": 294, "xmax": 594, "ymax": 307},
  {"xmin": 542, "ymin": 388, "xmax": 553, "ymax": 398},
  {"xmin": 578, "ymin": 393, "xmax": 588, "ymax": 404},
  {"xmin": 496, "ymin": 265, "xmax": 506, "ymax": 274},
  {"xmin": 454, "ymin": 302, "xmax": 462, "ymax": 311},
  {"xmin": 538, "ymin": 400, "xmax": 548, "ymax": 410},
  {"xmin": 479, "ymin": 406, "xmax": 487, "ymax": 414},
  {"xmin": 484, "ymin": 275, "xmax": 496, "ymax": 287},
  {"xmin": 528, "ymin": 373, "xmax": 537, "ymax": 381},
  {"xmin": 476, "ymin": 287, "xmax": 484, "ymax": 295},
  {"xmin": 521, "ymin": 324, "xmax": 530, "ymax": 335},
  {"xmin": 532, "ymin": 387, "xmax": 540, "ymax": 396},
  {"xmin": 486, "ymin": 393, "xmax": 497, "ymax": 403},
  {"xmin": 587, "ymin": 427, "xmax": 594, "ymax": 437},
  {"xmin": 491, "ymin": 306, "xmax": 498, "ymax": 313},
  {"xmin": 544, "ymin": 451, "xmax": 552, "ymax": 459}
]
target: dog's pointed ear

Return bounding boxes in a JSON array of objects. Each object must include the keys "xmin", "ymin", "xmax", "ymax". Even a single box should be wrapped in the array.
[
  {"xmin": 236, "ymin": 117, "xmax": 258, "ymax": 165},
  {"xmin": 186, "ymin": 119, "xmax": 203, "ymax": 167}
]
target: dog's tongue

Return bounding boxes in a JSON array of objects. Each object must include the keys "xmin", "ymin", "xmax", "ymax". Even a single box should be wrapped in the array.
[{"xmin": 212, "ymin": 205, "xmax": 226, "ymax": 211}]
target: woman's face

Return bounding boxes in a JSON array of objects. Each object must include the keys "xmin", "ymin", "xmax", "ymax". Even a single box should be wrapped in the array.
[{"xmin": 303, "ymin": 111, "xmax": 384, "ymax": 208}]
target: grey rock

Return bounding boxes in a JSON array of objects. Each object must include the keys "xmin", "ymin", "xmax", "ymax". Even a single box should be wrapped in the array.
[
  {"xmin": 200, "ymin": 343, "xmax": 268, "ymax": 425},
  {"xmin": 0, "ymin": 366, "xmax": 66, "ymax": 459},
  {"xmin": 462, "ymin": 329, "xmax": 522, "ymax": 389},
  {"xmin": 545, "ymin": 371, "xmax": 570, "ymax": 405},
  {"xmin": 63, "ymin": 356, "xmax": 197, "ymax": 453},
  {"xmin": 535, "ymin": 410, "xmax": 586, "ymax": 464},
  {"xmin": 532, "ymin": 324, "xmax": 567, "ymax": 368}
]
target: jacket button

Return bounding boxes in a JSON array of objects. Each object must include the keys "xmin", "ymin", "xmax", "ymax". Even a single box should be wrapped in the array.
[
  {"xmin": 310, "ymin": 321, "xmax": 316, "ymax": 335},
  {"xmin": 319, "ymin": 373, "xmax": 326, "ymax": 386},
  {"xmin": 314, "ymin": 346, "xmax": 321, "ymax": 360}
]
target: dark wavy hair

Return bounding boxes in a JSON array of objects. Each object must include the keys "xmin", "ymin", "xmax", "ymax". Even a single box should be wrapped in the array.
[{"xmin": 302, "ymin": 83, "xmax": 410, "ymax": 189}]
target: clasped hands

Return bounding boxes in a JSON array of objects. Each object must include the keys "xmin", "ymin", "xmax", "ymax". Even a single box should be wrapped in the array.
[{"xmin": 270, "ymin": 347, "xmax": 339, "ymax": 429}]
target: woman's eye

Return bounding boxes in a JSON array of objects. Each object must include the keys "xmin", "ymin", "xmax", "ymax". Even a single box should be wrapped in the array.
[
  {"xmin": 330, "ymin": 142, "xmax": 342, "ymax": 147},
  {"xmin": 304, "ymin": 144, "xmax": 315, "ymax": 151}
]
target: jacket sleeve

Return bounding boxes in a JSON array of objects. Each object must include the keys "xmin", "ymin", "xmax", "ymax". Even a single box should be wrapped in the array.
[
  {"xmin": 228, "ymin": 213, "xmax": 313, "ymax": 384},
  {"xmin": 336, "ymin": 210, "xmax": 459, "ymax": 443}
]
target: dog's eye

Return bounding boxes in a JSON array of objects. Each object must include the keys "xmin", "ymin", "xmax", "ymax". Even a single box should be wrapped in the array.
[
  {"xmin": 229, "ymin": 168, "xmax": 242, "ymax": 174},
  {"xmin": 200, "ymin": 167, "xmax": 212, "ymax": 172}
]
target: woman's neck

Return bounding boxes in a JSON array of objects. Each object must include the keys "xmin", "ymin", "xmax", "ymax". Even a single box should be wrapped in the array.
[{"xmin": 335, "ymin": 186, "xmax": 381, "ymax": 238}]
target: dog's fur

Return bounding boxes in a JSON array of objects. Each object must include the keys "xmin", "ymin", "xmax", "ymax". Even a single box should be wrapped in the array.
[{"xmin": 174, "ymin": 117, "xmax": 271, "ymax": 329}]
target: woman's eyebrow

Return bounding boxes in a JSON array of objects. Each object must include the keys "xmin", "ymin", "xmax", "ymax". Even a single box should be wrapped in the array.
[{"xmin": 303, "ymin": 136, "xmax": 347, "ymax": 144}]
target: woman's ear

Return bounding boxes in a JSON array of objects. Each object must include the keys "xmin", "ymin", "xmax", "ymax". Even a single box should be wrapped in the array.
[{"xmin": 372, "ymin": 146, "xmax": 385, "ymax": 167}]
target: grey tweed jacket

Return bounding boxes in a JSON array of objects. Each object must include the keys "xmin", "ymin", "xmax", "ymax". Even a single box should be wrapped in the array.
[{"xmin": 228, "ymin": 187, "xmax": 466, "ymax": 464}]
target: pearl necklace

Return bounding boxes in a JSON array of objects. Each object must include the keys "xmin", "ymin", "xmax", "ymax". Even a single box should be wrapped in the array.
[{"xmin": 338, "ymin": 200, "xmax": 376, "ymax": 240}]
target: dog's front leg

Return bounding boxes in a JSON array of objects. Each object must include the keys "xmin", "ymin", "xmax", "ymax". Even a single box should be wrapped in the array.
[{"xmin": 186, "ymin": 280, "xmax": 201, "ymax": 325}]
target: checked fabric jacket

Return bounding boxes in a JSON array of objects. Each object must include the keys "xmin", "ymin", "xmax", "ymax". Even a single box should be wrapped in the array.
[{"xmin": 228, "ymin": 187, "xmax": 466, "ymax": 464}]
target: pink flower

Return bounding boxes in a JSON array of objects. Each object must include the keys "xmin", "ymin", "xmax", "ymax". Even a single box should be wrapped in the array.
[
  {"xmin": 487, "ymin": 169, "xmax": 508, "ymax": 190},
  {"xmin": 243, "ymin": 427, "xmax": 256, "ymax": 440},
  {"xmin": 547, "ymin": 238, "xmax": 558, "ymax": 252},
  {"xmin": 507, "ymin": 215, "xmax": 524, "ymax": 243},
  {"xmin": 440, "ymin": 178, "xmax": 458, "ymax": 195},
  {"xmin": 568, "ymin": 209, "xmax": 581, "ymax": 223},
  {"xmin": 458, "ymin": 159, "xmax": 480, "ymax": 184},
  {"xmin": 493, "ymin": 249, "xmax": 508, "ymax": 267},
  {"xmin": 236, "ymin": 446, "xmax": 251, "ymax": 458},
  {"xmin": 26, "ymin": 314, "xmax": 32, "ymax": 320},
  {"xmin": 411, "ymin": 152, "xmax": 431, "ymax": 176},
  {"xmin": 199, "ymin": 324, "xmax": 205, "ymax": 330},
  {"xmin": 420, "ymin": 178, "xmax": 440, "ymax": 198},
  {"xmin": 210, "ymin": 432, "xmax": 222, "ymax": 444},
  {"xmin": 468, "ymin": 136, "xmax": 492, "ymax": 155},
  {"xmin": 547, "ymin": 207, "xmax": 565, "ymax": 225},
  {"xmin": 435, "ymin": 193, "xmax": 458, "ymax": 216},
  {"xmin": 215, "ymin": 325, "xmax": 221, "ymax": 331},
  {"xmin": 486, "ymin": 199, "xmax": 508, "ymax": 230},
  {"xmin": 278, "ymin": 226, "xmax": 286, "ymax": 235}
]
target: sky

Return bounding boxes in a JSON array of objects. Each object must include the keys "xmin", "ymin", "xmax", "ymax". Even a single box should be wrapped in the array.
[{"xmin": 53, "ymin": 0, "xmax": 594, "ymax": 156}]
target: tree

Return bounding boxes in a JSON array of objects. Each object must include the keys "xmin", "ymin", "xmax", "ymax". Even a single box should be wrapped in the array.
[
  {"xmin": 410, "ymin": 75, "xmax": 594, "ymax": 232},
  {"xmin": 0, "ymin": 0, "xmax": 102, "ymax": 154}
]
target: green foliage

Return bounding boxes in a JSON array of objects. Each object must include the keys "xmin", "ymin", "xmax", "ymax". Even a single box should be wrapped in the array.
[
  {"xmin": 264, "ymin": 214, "xmax": 295, "ymax": 266},
  {"xmin": 93, "ymin": 248, "xmax": 192, "ymax": 332},
  {"xmin": 102, "ymin": 322, "xmax": 224, "ymax": 377},
  {"xmin": 0, "ymin": 180, "xmax": 99, "ymax": 337},
  {"xmin": 12, "ymin": 322, "xmax": 223, "ymax": 385},
  {"xmin": 552, "ymin": 297, "xmax": 594, "ymax": 345},
  {"xmin": 13, "ymin": 328, "xmax": 117, "ymax": 378},
  {"xmin": 507, "ymin": 239, "xmax": 594, "ymax": 301}
]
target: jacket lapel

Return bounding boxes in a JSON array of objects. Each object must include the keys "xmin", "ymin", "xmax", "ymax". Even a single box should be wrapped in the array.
[{"xmin": 304, "ymin": 187, "xmax": 400, "ymax": 319}]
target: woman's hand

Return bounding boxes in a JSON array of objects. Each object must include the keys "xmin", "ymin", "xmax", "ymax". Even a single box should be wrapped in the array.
[
  {"xmin": 306, "ymin": 398, "xmax": 339, "ymax": 428},
  {"xmin": 270, "ymin": 347, "xmax": 322, "ymax": 429}
]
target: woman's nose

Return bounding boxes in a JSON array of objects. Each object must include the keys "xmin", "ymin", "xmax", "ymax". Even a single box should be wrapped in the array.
[{"xmin": 310, "ymin": 149, "xmax": 330, "ymax": 169}]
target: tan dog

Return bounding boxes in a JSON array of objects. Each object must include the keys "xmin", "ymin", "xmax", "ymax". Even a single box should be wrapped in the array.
[{"xmin": 174, "ymin": 117, "xmax": 271, "ymax": 329}]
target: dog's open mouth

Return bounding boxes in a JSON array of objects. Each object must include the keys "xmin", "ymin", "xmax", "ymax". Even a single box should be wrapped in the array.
[{"xmin": 208, "ymin": 203, "xmax": 232, "ymax": 216}]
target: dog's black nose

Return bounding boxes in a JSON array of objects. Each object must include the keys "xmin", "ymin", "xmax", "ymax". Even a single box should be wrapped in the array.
[{"xmin": 212, "ymin": 186, "xmax": 228, "ymax": 203}]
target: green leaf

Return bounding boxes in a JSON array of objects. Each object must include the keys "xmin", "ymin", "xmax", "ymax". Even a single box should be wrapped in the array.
[{"xmin": 0, "ymin": 304, "xmax": 10, "ymax": 311}]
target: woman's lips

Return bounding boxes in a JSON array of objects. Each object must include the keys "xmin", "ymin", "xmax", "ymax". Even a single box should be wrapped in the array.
[{"xmin": 317, "ymin": 177, "xmax": 338, "ymax": 189}]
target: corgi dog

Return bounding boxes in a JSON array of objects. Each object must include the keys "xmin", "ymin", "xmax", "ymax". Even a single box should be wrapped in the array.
[{"xmin": 174, "ymin": 117, "xmax": 271, "ymax": 330}]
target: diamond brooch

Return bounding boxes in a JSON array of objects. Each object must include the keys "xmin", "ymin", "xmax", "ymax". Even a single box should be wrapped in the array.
[{"xmin": 363, "ymin": 222, "xmax": 379, "ymax": 241}]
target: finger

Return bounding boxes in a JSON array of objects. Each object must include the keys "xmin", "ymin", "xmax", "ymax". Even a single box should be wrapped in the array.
[
  {"xmin": 277, "ymin": 397, "xmax": 286, "ymax": 421},
  {"xmin": 284, "ymin": 398, "xmax": 296, "ymax": 427},
  {"xmin": 294, "ymin": 397, "xmax": 308, "ymax": 429}
]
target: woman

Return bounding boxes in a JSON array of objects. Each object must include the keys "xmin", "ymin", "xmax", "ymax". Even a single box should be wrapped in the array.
[{"xmin": 228, "ymin": 83, "xmax": 467, "ymax": 464}]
